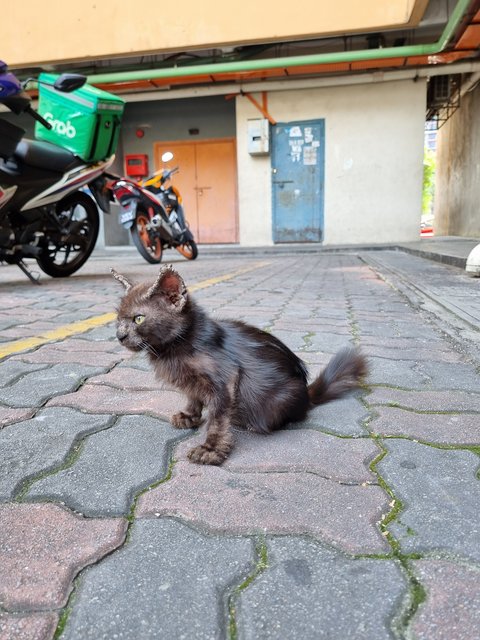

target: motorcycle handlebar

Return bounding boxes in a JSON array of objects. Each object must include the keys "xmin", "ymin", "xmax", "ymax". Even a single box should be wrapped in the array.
[
  {"xmin": 148, "ymin": 166, "xmax": 179, "ymax": 183},
  {"xmin": 0, "ymin": 93, "xmax": 52, "ymax": 129},
  {"xmin": 24, "ymin": 105, "xmax": 52, "ymax": 130},
  {"xmin": 162, "ymin": 166, "xmax": 179, "ymax": 181}
]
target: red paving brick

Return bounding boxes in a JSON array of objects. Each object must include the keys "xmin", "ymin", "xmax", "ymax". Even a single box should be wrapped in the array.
[
  {"xmin": 0, "ymin": 408, "xmax": 34, "ymax": 429},
  {"xmin": 136, "ymin": 461, "xmax": 389, "ymax": 554},
  {"xmin": 0, "ymin": 612, "xmax": 58, "ymax": 640},
  {"xmin": 372, "ymin": 407, "xmax": 480, "ymax": 445},
  {"xmin": 87, "ymin": 366, "xmax": 161, "ymax": 390},
  {"xmin": 174, "ymin": 429, "xmax": 377, "ymax": 483},
  {"xmin": 47, "ymin": 384, "xmax": 183, "ymax": 420},
  {"xmin": 0, "ymin": 503, "xmax": 127, "ymax": 610},
  {"xmin": 368, "ymin": 387, "xmax": 480, "ymax": 412},
  {"xmin": 411, "ymin": 560, "xmax": 480, "ymax": 640},
  {"xmin": 13, "ymin": 344, "xmax": 124, "ymax": 368}
]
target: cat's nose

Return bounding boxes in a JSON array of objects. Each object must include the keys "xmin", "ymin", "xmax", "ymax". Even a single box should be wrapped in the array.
[{"xmin": 116, "ymin": 329, "xmax": 128, "ymax": 343}]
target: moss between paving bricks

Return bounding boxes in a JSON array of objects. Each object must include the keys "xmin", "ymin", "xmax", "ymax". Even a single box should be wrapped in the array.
[{"xmin": 228, "ymin": 537, "xmax": 268, "ymax": 640}]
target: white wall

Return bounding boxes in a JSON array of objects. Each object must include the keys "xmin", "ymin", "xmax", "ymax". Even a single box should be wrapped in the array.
[
  {"xmin": 236, "ymin": 112, "xmax": 273, "ymax": 245},
  {"xmin": 236, "ymin": 78, "xmax": 426, "ymax": 245}
]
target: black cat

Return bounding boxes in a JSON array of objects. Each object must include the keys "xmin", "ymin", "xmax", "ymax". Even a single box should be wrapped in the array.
[{"xmin": 111, "ymin": 265, "xmax": 368, "ymax": 464}]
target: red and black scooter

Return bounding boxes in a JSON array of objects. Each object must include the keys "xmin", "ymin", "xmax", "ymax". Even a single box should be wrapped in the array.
[{"xmin": 109, "ymin": 153, "xmax": 198, "ymax": 264}]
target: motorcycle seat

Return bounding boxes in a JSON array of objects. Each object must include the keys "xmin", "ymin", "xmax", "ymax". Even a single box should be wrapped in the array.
[{"xmin": 13, "ymin": 138, "xmax": 81, "ymax": 173}]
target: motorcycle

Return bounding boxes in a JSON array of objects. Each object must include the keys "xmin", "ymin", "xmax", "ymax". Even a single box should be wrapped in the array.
[
  {"xmin": 0, "ymin": 62, "xmax": 117, "ymax": 282},
  {"xmin": 109, "ymin": 153, "xmax": 198, "ymax": 264}
]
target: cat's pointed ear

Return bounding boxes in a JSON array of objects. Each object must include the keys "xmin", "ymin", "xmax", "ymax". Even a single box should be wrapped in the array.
[
  {"xmin": 110, "ymin": 268, "xmax": 133, "ymax": 292},
  {"xmin": 145, "ymin": 264, "xmax": 187, "ymax": 309}
]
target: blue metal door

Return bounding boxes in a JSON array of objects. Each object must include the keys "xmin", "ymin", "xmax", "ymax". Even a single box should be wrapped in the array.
[{"xmin": 272, "ymin": 120, "xmax": 325, "ymax": 242}]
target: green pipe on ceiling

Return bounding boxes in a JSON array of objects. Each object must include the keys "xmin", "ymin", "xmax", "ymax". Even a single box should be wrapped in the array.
[{"xmin": 87, "ymin": 0, "xmax": 471, "ymax": 84}]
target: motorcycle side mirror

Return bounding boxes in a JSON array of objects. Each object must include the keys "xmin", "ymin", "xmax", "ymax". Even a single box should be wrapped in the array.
[
  {"xmin": 53, "ymin": 73, "xmax": 87, "ymax": 93},
  {"xmin": 161, "ymin": 151, "xmax": 174, "ymax": 163}
]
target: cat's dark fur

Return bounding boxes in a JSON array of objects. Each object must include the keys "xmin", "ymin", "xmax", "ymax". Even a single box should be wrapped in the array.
[{"xmin": 111, "ymin": 265, "xmax": 368, "ymax": 465}]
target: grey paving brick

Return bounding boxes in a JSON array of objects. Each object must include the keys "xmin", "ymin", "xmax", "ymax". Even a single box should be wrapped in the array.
[
  {"xmin": 0, "ymin": 321, "xmax": 15, "ymax": 335},
  {"xmin": 27, "ymin": 415, "xmax": 185, "ymax": 516},
  {"xmin": 0, "ymin": 360, "xmax": 48, "ymax": 387},
  {"xmin": 0, "ymin": 407, "xmax": 113, "ymax": 499},
  {"xmin": 237, "ymin": 537, "xmax": 406, "ymax": 640},
  {"xmin": 377, "ymin": 440, "xmax": 480, "ymax": 561},
  {"xmin": 414, "ymin": 360, "xmax": 480, "ymax": 392},
  {"xmin": 356, "ymin": 322, "xmax": 408, "ymax": 339},
  {"xmin": 303, "ymin": 332, "xmax": 354, "ymax": 353},
  {"xmin": 360, "ymin": 335, "xmax": 445, "ymax": 350},
  {"xmin": 273, "ymin": 319, "xmax": 351, "ymax": 333},
  {"xmin": 362, "ymin": 324, "xmax": 441, "ymax": 341},
  {"xmin": 350, "ymin": 299, "xmax": 412, "ymax": 315},
  {"xmin": 364, "ymin": 355, "xmax": 426, "ymax": 388},
  {"xmin": 363, "ymin": 345, "xmax": 464, "ymax": 363},
  {"xmin": 61, "ymin": 518, "xmax": 253, "ymax": 640},
  {"xmin": 79, "ymin": 325, "xmax": 117, "ymax": 341},
  {"xmin": 301, "ymin": 395, "xmax": 369, "ymax": 436},
  {"xmin": 410, "ymin": 560, "xmax": 480, "ymax": 640},
  {"xmin": 267, "ymin": 330, "xmax": 310, "ymax": 351},
  {"xmin": 137, "ymin": 462, "xmax": 389, "ymax": 554},
  {"xmin": 295, "ymin": 351, "xmax": 331, "ymax": 368},
  {"xmin": 0, "ymin": 363, "xmax": 106, "ymax": 408}
]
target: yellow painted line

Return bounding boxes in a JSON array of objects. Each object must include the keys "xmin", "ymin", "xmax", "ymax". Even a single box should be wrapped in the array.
[
  {"xmin": 188, "ymin": 260, "xmax": 270, "ymax": 292},
  {"xmin": 0, "ymin": 261, "xmax": 270, "ymax": 360},
  {"xmin": 0, "ymin": 313, "xmax": 117, "ymax": 360}
]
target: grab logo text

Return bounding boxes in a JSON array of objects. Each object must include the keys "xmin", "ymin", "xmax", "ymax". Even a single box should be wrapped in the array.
[{"xmin": 43, "ymin": 113, "xmax": 76, "ymax": 138}]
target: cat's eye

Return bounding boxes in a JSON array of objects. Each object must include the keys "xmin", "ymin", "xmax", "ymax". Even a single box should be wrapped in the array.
[{"xmin": 134, "ymin": 314, "xmax": 146, "ymax": 325}]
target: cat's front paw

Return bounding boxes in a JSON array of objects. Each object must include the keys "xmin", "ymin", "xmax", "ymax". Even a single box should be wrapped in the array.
[
  {"xmin": 187, "ymin": 444, "xmax": 229, "ymax": 465},
  {"xmin": 171, "ymin": 412, "xmax": 202, "ymax": 429}
]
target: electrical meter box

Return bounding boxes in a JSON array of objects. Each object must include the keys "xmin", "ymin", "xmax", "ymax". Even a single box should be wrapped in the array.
[
  {"xmin": 247, "ymin": 118, "xmax": 269, "ymax": 155},
  {"xmin": 35, "ymin": 73, "xmax": 125, "ymax": 163}
]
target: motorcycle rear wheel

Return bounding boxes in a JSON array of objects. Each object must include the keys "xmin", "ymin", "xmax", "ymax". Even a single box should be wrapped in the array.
[
  {"xmin": 176, "ymin": 240, "xmax": 198, "ymax": 260},
  {"xmin": 131, "ymin": 209, "xmax": 163, "ymax": 264},
  {"xmin": 36, "ymin": 191, "xmax": 99, "ymax": 278}
]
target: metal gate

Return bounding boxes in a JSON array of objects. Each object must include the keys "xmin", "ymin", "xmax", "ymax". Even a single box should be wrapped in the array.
[{"xmin": 272, "ymin": 119, "xmax": 325, "ymax": 243}]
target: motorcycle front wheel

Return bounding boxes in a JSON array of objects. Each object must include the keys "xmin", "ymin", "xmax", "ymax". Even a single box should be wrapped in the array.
[
  {"xmin": 176, "ymin": 240, "xmax": 198, "ymax": 260},
  {"xmin": 131, "ymin": 208, "xmax": 163, "ymax": 264},
  {"xmin": 36, "ymin": 191, "xmax": 99, "ymax": 278}
]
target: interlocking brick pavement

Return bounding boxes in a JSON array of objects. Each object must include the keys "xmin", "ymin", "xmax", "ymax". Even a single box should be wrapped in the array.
[
  {"xmin": 0, "ymin": 248, "xmax": 478, "ymax": 639},
  {"xmin": 0, "ymin": 503, "xmax": 126, "ymax": 609},
  {"xmin": 409, "ymin": 560, "xmax": 480, "ymax": 640}
]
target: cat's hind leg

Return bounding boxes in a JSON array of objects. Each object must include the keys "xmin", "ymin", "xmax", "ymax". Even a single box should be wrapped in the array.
[{"xmin": 171, "ymin": 398, "xmax": 204, "ymax": 429}]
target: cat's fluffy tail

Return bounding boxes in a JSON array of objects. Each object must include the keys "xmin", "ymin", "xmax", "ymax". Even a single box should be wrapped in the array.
[{"xmin": 308, "ymin": 347, "xmax": 368, "ymax": 406}]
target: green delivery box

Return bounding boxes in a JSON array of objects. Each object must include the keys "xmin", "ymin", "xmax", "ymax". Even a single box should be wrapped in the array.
[{"xmin": 35, "ymin": 73, "xmax": 125, "ymax": 162}]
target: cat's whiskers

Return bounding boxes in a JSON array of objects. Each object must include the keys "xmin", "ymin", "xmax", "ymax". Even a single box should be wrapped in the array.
[{"xmin": 140, "ymin": 340, "xmax": 160, "ymax": 358}]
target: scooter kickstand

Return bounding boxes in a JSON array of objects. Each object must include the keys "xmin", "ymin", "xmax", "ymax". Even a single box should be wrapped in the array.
[{"xmin": 17, "ymin": 260, "xmax": 41, "ymax": 284}]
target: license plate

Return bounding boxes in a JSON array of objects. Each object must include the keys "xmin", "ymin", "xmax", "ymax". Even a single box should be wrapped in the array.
[{"xmin": 119, "ymin": 208, "xmax": 135, "ymax": 226}]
